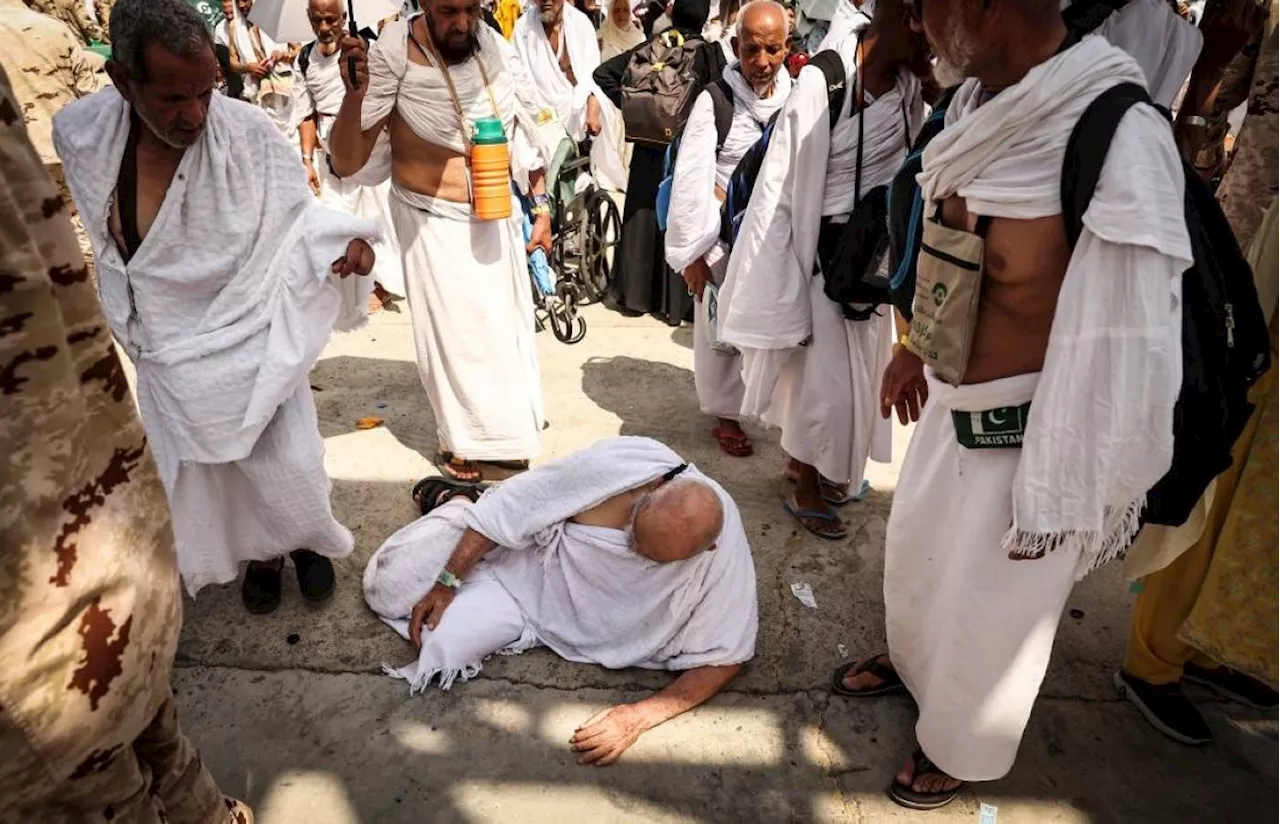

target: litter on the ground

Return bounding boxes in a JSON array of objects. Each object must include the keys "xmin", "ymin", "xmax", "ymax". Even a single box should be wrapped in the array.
[
  {"xmin": 838, "ymin": 643, "xmax": 849, "ymax": 658},
  {"xmin": 376, "ymin": 401, "xmax": 388, "ymax": 409},
  {"xmin": 979, "ymin": 802, "xmax": 998, "ymax": 824},
  {"xmin": 356, "ymin": 416, "xmax": 384, "ymax": 430},
  {"xmin": 790, "ymin": 582, "xmax": 817, "ymax": 609}
]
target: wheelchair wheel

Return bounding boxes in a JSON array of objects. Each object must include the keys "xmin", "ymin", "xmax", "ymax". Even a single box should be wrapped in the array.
[
  {"xmin": 549, "ymin": 282, "xmax": 586, "ymax": 344},
  {"xmin": 580, "ymin": 190, "xmax": 621, "ymax": 304}
]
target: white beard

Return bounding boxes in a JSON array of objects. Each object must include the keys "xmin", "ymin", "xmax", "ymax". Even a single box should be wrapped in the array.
[{"xmin": 932, "ymin": 55, "xmax": 967, "ymax": 89}]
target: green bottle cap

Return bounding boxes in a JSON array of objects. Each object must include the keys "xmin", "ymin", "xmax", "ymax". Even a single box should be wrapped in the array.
[{"xmin": 472, "ymin": 118, "xmax": 507, "ymax": 145}]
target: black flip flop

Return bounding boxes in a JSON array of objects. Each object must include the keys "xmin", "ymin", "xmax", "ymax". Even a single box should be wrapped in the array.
[
  {"xmin": 411, "ymin": 476, "xmax": 485, "ymax": 516},
  {"xmin": 888, "ymin": 748, "xmax": 966, "ymax": 810},
  {"xmin": 831, "ymin": 655, "xmax": 907, "ymax": 697}
]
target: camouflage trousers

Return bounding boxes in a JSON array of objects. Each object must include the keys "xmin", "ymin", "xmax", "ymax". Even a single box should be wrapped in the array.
[{"xmin": 0, "ymin": 691, "xmax": 231, "ymax": 824}]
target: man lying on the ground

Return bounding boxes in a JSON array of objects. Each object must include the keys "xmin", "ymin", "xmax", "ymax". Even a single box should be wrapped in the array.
[{"xmin": 363, "ymin": 436, "xmax": 758, "ymax": 766}]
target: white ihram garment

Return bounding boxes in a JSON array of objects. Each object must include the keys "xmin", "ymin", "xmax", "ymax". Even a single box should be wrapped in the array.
[
  {"xmin": 513, "ymin": 6, "xmax": 627, "ymax": 191},
  {"xmin": 1060, "ymin": 0, "xmax": 1203, "ymax": 108},
  {"xmin": 294, "ymin": 45, "xmax": 406, "ymax": 297},
  {"xmin": 666, "ymin": 63, "xmax": 792, "ymax": 420},
  {"xmin": 888, "ymin": 37, "xmax": 1191, "ymax": 781},
  {"xmin": 364, "ymin": 437, "xmax": 758, "ymax": 693},
  {"xmin": 718, "ymin": 24, "xmax": 921, "ymax": 484},
  {"xmin": 357, "ymin": 17, "xmax": 548, "ymax": 460},
  {"xmin": 53, "ymin": 90, "xmax": 378, "ymax": 594}
]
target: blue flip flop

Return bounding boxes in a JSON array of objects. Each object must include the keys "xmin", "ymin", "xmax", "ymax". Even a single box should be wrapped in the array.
[
  {"xmin": 784, "ymin": 499, "xmax": 849, "ymax": 540},
  {"xmin": 823, "ymin": 478, "xmax": 871, "ymax": 507}
]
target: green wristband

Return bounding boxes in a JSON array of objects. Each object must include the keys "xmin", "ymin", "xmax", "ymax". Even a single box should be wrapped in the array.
[{"xmin": 436, "ymin": 569, "xmax": 462, "ymax": 590}]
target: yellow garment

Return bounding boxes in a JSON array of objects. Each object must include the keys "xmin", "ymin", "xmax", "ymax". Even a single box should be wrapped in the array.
[
  {"xmin": 1178, "ymin": 366, "xmax": 1278, "ymax": 687},
  {"xmin": 495, "ymin": 0, "xmax": 523, "ymax": 40},
  {"xmin": 1124, "ymin": 381, "xmax": 1265, "ymax": 684}
]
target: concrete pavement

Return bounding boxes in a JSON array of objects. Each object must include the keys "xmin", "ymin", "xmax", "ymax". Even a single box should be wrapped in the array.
[{"xmin": 174, "ymin": 304, "xmax": 1277, "ymax": 823}]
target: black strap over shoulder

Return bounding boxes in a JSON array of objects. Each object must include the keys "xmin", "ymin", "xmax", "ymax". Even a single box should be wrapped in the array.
[
  {"xmin": 298, "ymin": 41, "xmax": 316, "ymax": 78},
  {"xmin": 706, "ymin": 77, "xmax": 735, "ymax": 151},
  {"xmin": 808, "ymin": 49, "xmax": 847, "ymax": 134},
  {"xmin": 1060, "ymin": 81, "xmax": 1151, "ymax": 247},
  {"xmin": 118, "ymin": 116, "xmax": 143, "ymax": 263}
]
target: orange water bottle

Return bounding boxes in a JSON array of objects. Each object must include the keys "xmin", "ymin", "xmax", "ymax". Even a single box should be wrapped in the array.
[{"xmin": 470, "ymin": 117, "xmax": 512, "ymax": 221}]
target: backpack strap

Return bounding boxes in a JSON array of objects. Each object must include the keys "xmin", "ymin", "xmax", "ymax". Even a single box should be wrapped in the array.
[
  {"xmin": 808, "ymin": 49, "xmax": 848, "ymax": 134},
  {"xmin": 298, "ymin": 41, "xmax": 315, "ymax": 79},
  {"xmin": 1061, "ymin": 81, "xmax": 1152, "ymax": 247},
  {"xmin": 1061, "ymin": 0, "xmax": 1130, "ymax": 38},
  {"xmin": 706, "ymin": 78, "xmax": 736, "ymax": 151}
]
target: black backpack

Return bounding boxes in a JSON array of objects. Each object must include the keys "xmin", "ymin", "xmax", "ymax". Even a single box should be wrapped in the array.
[
  {"xmin": 1063, "ymin": 82, "xmax": 1272, "ymax": 527},
  {"xmin": 720, "ymin": 50, "xmax": 849, "ymax": 249}
]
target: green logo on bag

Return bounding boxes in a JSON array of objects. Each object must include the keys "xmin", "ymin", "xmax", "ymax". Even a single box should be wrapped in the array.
[{"xmin": 932, "ymin": 283, "xmax": 947, "ymax": 306}]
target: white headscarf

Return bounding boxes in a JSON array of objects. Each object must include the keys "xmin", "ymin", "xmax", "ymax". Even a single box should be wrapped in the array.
[{"xmin": 601, "ymin": 1, "xmax": 647, "ymax": 59}]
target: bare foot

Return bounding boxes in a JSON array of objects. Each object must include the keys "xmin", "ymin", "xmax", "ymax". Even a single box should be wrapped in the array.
[
  {"xmin": 896, "ymin": 752, "xmax": 963, "ymax": 796},
  {"xmin": 842, "ymin": 654, "xmax": 895, "ymax": 692},
  {"xmin": 786, "ymin": 462, "xmax": 846, "ymax": 539},
  {"xmin": 711, "ymin": 418, "xmax": 753, "ymax": 456}
]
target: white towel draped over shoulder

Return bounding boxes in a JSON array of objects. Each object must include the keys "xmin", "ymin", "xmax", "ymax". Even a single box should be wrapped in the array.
[
  {"xmin": 364, "ymin": 437, "xmax": 759, "ymax": 680},
  {"xmin": 665, "ymin": 62, "xmax": 792, "ymax": 274},
  {"xmin": 719, "ymin": 20, "xmax": 921, "ymax": 350},
  {"xmin": 918, "ymin": 36, "xmax": 1193, "ymax": 576},
  {"xmin": 53, "ymin": 90, "xmax": 378, "ymax": 466},
  {"xmin": 513, "ymin": 6, "xmax": 627, "ymax": 190},
  {"xmin": 358, "ymin": 15, "xmax": 549, "ymax": 187}
]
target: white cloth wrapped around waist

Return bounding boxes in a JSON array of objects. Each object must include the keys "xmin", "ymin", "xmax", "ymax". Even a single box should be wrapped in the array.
[{"xmin": 918, "ymin": 35, "xmax": 1190, "ymax": 577}]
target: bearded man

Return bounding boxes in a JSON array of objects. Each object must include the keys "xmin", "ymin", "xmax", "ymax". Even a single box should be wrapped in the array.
[
  {"xmin": 294, "ymin": 0, "xmax": 407, "ymax": 305},
  {"xmin": 513, "ymin": 0, "xmax": 627, "ymax": 191},
  {"xmin": 329, "ymin": 0, "xmax": 551, "ymax": 483},
  {"xmin": 717, "ymin": 0, "xmax": 928, "ymax": 539},
  {"xmin": 850, "ymin": 0, "xmax": 1192, "ymax": 809},
  {"xmin": 664, "ymin": 0, "xmax": 793, "ymax": 459},
  {"xmin": 52, "ymin": 0, "xmax": 379, "ymax": 613}
]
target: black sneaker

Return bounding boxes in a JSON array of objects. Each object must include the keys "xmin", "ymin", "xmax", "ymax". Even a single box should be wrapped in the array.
[
  {"xmin": 291, "ymin": 549, "xmax": 335, "ymax": 602},
  {"xmin": 1184, "ymin": 663, "xmax": 1279, "ymax": 709},
  {"xmin": 242, "ymin": 559, "xmax": 284, "ymax": 614},
  {"xmin": 1114, "ymin": 670, "xmax": 1212, "ymax": 745}
]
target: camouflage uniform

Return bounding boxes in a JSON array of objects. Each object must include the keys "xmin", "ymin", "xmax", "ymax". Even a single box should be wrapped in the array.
[
  {"xmin": 23, "ymin": 0, "xmax": 106, "ymax": 45},
  {"xmin": 1214, "ymin": 1, "xmax": 1280, "ymax": 249},
  {"xmin": 1, "ymin": 0, "xmax": 101, "ymax": 277},
  {"xmin": 0, "ymin": 65, "xmax": 247, "ymax": 824}
]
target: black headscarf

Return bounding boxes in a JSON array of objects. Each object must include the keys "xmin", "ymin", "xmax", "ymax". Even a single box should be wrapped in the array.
[{"xmin": 671, "ymin": 0, "xmax": 712, "ymax": 32}]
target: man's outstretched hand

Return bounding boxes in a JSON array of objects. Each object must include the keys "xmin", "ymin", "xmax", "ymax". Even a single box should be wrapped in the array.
[
  {"xmin": 332, "ymin": 238, "xmax": 375, "ymax": 277},
  {"xmin": 570, "ymin": 704, "xmax": 649, "ymax": 766},
  {"xmin": 409, "ymin": 583, "xmax": 455, "ymax": 649}
]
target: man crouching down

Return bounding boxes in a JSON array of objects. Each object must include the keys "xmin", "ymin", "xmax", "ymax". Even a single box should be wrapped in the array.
[{"xmin": 364, "ymin": 436, "xmax": 758, "ymax": 765}]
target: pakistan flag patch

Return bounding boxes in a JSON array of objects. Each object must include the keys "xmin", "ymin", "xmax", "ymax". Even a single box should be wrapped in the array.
[{"xmin": 951, "ymin": 403, "xmax": 1031, "ymax": 449}]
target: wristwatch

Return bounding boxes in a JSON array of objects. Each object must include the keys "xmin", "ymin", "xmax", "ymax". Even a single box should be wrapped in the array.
[{"xmin": 436, "ymin": 569, "xmax": 462, "ymax": 591}]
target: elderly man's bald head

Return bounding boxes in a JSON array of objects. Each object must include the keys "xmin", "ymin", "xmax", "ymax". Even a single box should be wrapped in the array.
[
  {"xmin": 739, "ymin": 0, "xmax": 788, "ymax": 34},
  {"xmin": 633, "ymin": 478, "xmax": 725, "ymax": 564},
  {"xmin": 734, "ymin": 1, "xmax": 790, "ymax": 94}
]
